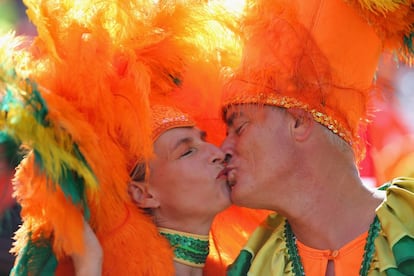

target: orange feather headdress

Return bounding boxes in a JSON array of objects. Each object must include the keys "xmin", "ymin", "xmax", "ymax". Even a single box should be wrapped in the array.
[
  {"xmin": 0, "ymin": 0, "xmax": 242, "ymax": 275},
  {"xmin": 222, "ymin": 0, "xmax": 414, "ymax": 161}
]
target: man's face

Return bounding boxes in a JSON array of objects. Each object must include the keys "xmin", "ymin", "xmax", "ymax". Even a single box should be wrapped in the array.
[
  {"xmin": 222, "ymin": 105, "xmax": 296, "ymax": 209},
  {"xmin": 149, "ymin": 127, "xmax": 231, "ymax": 222}
]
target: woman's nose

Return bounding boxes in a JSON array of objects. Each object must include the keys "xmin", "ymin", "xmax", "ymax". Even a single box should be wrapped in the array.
[{"xmin": 210, "ymin": 145, "xmax": 226, "ymax": 164}]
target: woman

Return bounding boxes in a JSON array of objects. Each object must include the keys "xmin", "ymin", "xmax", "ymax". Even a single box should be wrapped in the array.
[
  {"xmin": 130, "ymin": 104, "xmax": 231, "ymax": 274},
  {"xmin": 72, "ymin": 104, "xmax": 232, "ymax": 276},
  {"xmin": 2, "ymin": 1, "xmax": 267, "ymax": 275}
]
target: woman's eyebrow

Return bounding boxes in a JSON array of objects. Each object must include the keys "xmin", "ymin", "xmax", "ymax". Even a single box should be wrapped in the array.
[{"xmin": 172, "ymin": 136, "xmax": 193, "ymax": 152}]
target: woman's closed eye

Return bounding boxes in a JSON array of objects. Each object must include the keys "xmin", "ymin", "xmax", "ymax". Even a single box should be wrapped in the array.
[{"xmin": 180, "ymin": 148, "xmax": 196, "ymax": 158}]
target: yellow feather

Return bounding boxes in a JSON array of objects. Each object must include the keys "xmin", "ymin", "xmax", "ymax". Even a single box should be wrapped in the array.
[
  {"xmin": 356, "ymin": 0, "xmax": 407, "ymax": 14},
  {"xmin": 1, "ymin": 99, "xmax": 98, "ymax": 191}
]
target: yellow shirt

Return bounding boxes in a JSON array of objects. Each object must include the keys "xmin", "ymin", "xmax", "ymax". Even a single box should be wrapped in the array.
[{"xmin": 227, "ymin": 177, "xmax": 414, "ymax": 276}]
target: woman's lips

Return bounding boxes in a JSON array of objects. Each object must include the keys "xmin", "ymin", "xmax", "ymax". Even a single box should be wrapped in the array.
[{"xmin": 217, "ymin": 167, "xmax": 230, "ymax": 179}]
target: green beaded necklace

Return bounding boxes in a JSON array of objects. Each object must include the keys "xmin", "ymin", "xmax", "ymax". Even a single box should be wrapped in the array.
[
  {"xmin": 285, "ymin": 216, "xmax": 380, "ymax": 276},
  {"xmin": 159, "ymin": 227, "xmax": 209, "ymax": 268}
]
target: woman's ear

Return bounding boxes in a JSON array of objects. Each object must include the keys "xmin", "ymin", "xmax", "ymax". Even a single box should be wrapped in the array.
[
  {"xmin": 286, "ymin": 108, "xmax": 314, "ymax": 142},
  {"xmin": 128, "ymin": 180, "xmax": 160, "ymax": 209}
]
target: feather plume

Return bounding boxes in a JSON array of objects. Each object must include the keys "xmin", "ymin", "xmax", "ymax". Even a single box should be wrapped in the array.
[
  {"xmin": 2, "ymin": 0, "xmax": 243, "ymax": 275},
  {"xmin": 346, "ymin": 0, "xmax": 414, "ymax": 64}
]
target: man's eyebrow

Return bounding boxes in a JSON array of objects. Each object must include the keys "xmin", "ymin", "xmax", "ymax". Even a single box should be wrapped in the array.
[
  {"xmin": 200, "ymin": 130, "xmax": 207, "ymax": 141},
  {"xmin": 225, "ymin": 111, "xmax": 242, "ymax": 127}
]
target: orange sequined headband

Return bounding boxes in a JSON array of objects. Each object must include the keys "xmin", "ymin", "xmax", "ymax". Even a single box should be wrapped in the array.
[
  {"xmin": 222, "ymin": 91, "xmax": 353, "ymax": 146},
  {"xmin": 151, "ymin": 104, "xmax": 195, "ymax": 141},
  {"xmin": 129, "ymin": 104, "xmax": 195, "ymax": 179}
]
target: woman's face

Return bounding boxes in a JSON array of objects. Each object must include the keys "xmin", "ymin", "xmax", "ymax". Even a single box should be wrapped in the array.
[{"xmin": 148, "ymin": 127, "xmax": 230, "ymax": 227}]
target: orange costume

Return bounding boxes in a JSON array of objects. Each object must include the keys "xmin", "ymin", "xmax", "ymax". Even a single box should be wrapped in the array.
[{"xmin": 297, "ymin": 234, "xmax": 367, "ymax": 275}]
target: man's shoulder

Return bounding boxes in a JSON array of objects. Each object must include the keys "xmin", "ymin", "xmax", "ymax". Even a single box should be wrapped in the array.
[
  {"xmin": 376, "ymin": 176, "xmax": 414, "ymax": 211},
  {"xmin": 227, "ymin": 213, "xmax": 288, "ymax": 276},
  {"xmin": 375, "ymin": 177, "xmax": 414, "ymax": 275},
  {"xmin": 378, "ymin": 176, "xmax": 414, "ymax": 192},
  {"xmin": 241, "ymin": 213, "xmax": 287, "ymax": 259},
  {"xmin": 247, "ymin": 213, "xmax": 286, "ymax": 250}
]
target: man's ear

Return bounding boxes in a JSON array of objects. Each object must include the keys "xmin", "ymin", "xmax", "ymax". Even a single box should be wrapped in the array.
[
  {"xmin": 128, "ymin": 180, "xmax": 160, "ymax": 209},
  {"xmin": 286, "ymin": 108, "xmax": 314, "ymax": 142}
]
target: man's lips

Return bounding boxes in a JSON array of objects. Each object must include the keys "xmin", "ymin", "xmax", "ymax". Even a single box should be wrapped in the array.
[
  {"xmin": 217, "ymin": 167, "xmax": 230, "ymax": 179},
  {"xmin": 227, "ymin": 168, "xmax": 236, "ymax": 187}
]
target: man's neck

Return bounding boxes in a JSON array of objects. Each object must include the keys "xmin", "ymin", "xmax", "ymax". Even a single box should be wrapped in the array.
[{"xmin": 287, "ymin": 181, "xmax": 383, "ymax": 250}]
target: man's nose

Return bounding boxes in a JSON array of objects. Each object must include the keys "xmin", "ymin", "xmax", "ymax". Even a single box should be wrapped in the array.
[
  {"xmin": 220, "ymin": 137, "xmax": 235, "ymax": 163},
  {"xmin": 224, "ymin": 153, "xmax": 232, "ymax": 164}
]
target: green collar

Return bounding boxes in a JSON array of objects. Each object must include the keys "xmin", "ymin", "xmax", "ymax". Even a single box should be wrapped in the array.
[{"xmin": 159, "ymin": 227, "xmax": 209, "ymax": 268}]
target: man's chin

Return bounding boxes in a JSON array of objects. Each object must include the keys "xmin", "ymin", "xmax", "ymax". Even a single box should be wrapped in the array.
[{"xmin": 230, "ymin": 188, "xmax": 247, "ymax": 206}]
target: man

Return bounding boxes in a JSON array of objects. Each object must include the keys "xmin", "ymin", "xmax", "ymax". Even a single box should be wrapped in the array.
[{"xmin": 221, "ymin": 0, "xmax": 414, "ymax": 275}]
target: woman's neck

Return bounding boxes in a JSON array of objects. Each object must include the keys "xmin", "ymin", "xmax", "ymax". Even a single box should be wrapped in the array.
[{"xmin": 174, "ymin": 261, "xmax": 203, "ymax": 276}]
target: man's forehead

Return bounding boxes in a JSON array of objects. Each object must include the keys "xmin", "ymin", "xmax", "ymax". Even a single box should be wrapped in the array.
[{"xmin": 224, "ymin": 105, "xmax": 260, "ymax": 125}]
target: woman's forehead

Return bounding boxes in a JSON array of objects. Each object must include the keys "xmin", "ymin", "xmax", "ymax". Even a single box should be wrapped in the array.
[{"xmin": 153, "ymin": 127, "xmax": 204, "ymax": 153}]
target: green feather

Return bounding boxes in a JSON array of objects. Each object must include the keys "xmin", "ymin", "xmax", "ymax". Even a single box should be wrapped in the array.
[
  {"xmin": 403, "ymin": 31, "xmax": 414, "ymax": 53},
  {"xmin": 11, "ymin": 234, "xmax": 58, "ymax": 276},
  {"xmin": 22, "ymin": 80, "xmax": 49, "ymax": 126},
  {"xmin": 2, "ymin": 64, "xmax": 95, "ymax": 275}
]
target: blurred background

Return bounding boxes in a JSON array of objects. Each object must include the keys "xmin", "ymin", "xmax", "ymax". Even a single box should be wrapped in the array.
[
  {"xmin": 1, "ymin": 1, "xmax": 34, "ymax": 274},
  {"xmin": 0, "ymin": 0, "xmax": 36, "ymax": 36},
  {"xmin": 0, "ymin": 0, "xmax": 413, "ymax": 274}
]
